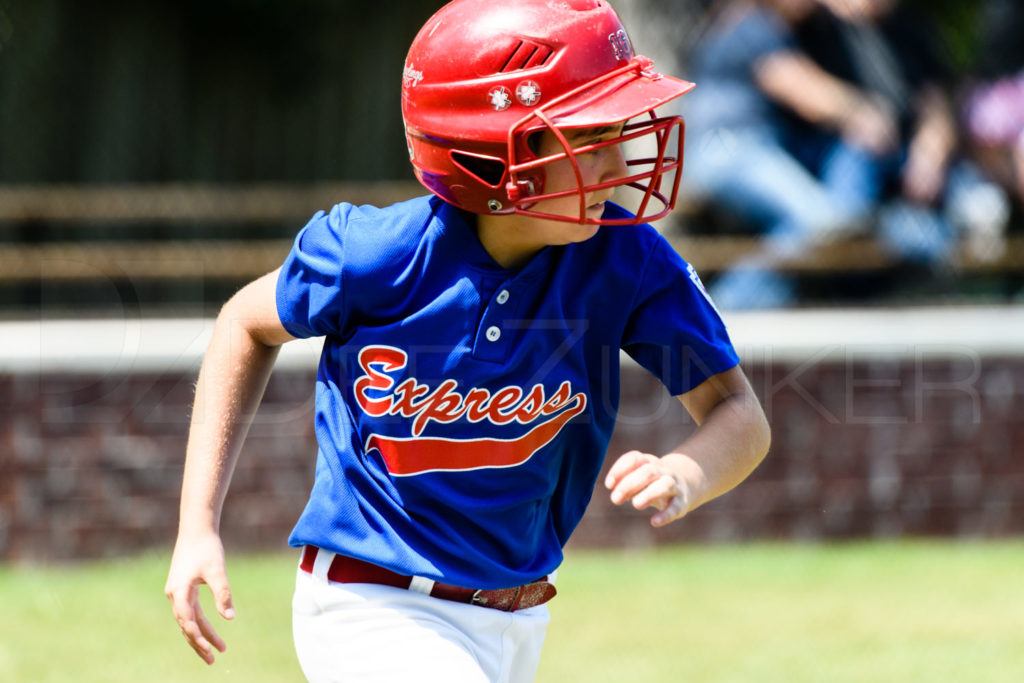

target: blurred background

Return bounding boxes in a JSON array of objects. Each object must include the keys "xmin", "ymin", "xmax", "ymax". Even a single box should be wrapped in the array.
[{"xmin": 0, "ymin": 0, "xmax": 1022, "ymax": 565}]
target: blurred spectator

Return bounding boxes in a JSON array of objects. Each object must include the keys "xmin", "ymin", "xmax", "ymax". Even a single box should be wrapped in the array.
[
  {"xmin": 789, "ymin": 0, "xmax": 1010, "ymax": 266},
  {"xmin": 683, "ymin": 0, "xmax": 868, "ymax": 310},
  {"xmin": 962, "ymin": 0, "xmax": 1024, "ymax": 240}
]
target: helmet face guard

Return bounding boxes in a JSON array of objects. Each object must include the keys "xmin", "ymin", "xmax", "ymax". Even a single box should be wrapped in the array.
[
  {"xmin": 504, "ymin": 59, "xmax": 687, "ymax": 225},
  {"xmin": 401, "ymin": 0, "xmax": 695, "ymax": 226}
]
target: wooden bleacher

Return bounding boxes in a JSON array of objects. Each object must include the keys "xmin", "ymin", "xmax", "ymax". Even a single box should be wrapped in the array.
[{"xmin": 0, "ymin": 183, "xmax": 1020, "ymax": 284}]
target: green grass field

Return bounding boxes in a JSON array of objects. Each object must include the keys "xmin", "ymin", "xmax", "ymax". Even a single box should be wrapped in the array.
[{"xmin": 1, "ymin": 541, "xmax": 1022, "ymax": 682}]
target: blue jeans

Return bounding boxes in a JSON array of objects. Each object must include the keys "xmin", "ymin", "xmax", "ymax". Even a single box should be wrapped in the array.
[
  {"xmin": 685, "ymin": 126, "xmax": 866, "ymax": 309},
  {"xmin": 787, "ymin": 132, "xmax": 992, "ymax": 266}
]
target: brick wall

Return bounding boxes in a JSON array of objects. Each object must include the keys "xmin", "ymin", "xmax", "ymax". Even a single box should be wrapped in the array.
[
  {"xmin": 3, "ymin": 330, "xmax": 1022, "ymax": 562},
  {"xmin": 579, "ymin": 352, "xmax": 1024, "ymax": 547}
]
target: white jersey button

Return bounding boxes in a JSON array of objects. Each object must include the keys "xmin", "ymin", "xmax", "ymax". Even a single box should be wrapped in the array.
[
  {"xmin": 496, "ymin": 289, "xmax": 510, "ymax": 304},
  {"xmin": 486, "ymin": 326, "xmax": 501, "ymax": 342}
]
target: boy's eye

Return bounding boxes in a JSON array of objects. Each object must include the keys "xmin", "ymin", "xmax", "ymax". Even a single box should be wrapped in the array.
[
  {"xmin": 582, "ymin": 135, "xmax": 621, "ymax": 152},
  {"xmin": 574, "ymin": 126, "xmax": 624, "ymax": 148},
  {"xmin": 573, "ymin": 133, "xmax": 611, "ymax": 148}
]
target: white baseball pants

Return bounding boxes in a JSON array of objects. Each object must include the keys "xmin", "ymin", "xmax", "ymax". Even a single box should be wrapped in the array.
[{"xmin": 292, "ymin": 566, "xmax": 550, "ymax": 682}]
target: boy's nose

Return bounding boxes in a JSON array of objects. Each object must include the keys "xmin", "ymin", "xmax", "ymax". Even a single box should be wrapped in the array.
[{"xmin": 601, "ymin": 143, "xmax": 629, "ymax": 183}]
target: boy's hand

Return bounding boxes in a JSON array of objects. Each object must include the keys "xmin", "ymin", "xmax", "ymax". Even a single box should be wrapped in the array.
[
  {"xmin": 605, "ymin": 450, "xmax": 692, "ymax": 527},
  {"xmin": 165, "ymin": 532, "xmax": 235, "ymax": 665}
]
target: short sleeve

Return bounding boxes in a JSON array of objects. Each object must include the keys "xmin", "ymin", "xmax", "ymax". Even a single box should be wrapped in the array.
[
  {"xmin": 622, "ymin": 238, "xmax": 740, "ymax": 396},
  {"xmin": 276, "ymin": 204, "xmax": 353, "ymax": 339}
]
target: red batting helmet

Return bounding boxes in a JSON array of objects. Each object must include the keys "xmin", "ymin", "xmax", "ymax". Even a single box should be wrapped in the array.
[{"xmin": 400, "ymin": 0, "xmax": 695, "ymax": 225}]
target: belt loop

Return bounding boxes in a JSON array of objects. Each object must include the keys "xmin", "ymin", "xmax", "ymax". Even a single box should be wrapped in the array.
[
  {"xmin": 408, "ymin": 576, "xmax": 435, "ymax": 595},
  {"xmin": 312, "ymin": 548, "xmax": 336, "ymax": 582},
  {"xmin": 508, "ymin": 585, "xmax": 525, "ymax": 612}
]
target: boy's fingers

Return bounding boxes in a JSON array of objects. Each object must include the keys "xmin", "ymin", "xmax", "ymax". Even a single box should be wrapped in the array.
[
  {"xmin": 604, "ymin": 452, "xmax": 691, "ymax": 526},
  {"xmin": 630, "ymin": 473, "xmax": 677, "ymax": 511},
  {"xmin": 195, "ymin": 601, "xmax": 227, "ymax": 655},
  {"xmin": 208, "ymin": 571, "xmax": 235, "ymax": 620},
  {"xmin": 651, "ymin": 493, "xmax": 688, "ymax": 528},
  {"xmin": 608, "ymin": 456, "xmax": 663, "ymax": 505},
  {"xmin": 604, "ymin": 450, "xmax": 653, "ymax": 490},
  {"xmin": 168, "ymin": 578, "xmax": 229, "ymax": 664},
  {"xmin": 174, "ymin": 596, "xmax": 215, "ymax": 664}
]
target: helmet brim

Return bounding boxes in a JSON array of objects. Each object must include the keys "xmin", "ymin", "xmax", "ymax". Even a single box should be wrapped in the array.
[{"xmin": 543, "ymin": 68, "xmax": 695, "ymax": 129}]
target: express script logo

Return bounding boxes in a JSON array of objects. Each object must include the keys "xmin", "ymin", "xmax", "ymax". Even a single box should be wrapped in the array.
[{"xmin": 353, "ymin": 346, "xmax": 587, "ymax": 476}]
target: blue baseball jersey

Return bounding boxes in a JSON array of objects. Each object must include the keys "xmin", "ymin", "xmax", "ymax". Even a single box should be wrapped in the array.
[{"xmin": 276, "ymin": 195, "xmax": 739, "ymax": 589}]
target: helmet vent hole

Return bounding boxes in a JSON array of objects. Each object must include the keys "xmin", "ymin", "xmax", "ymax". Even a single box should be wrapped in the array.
[
  {"xmin": 499, "ymin": 40, "xmax": 553, "ymax": 73},
  {"xmin": 451, "ymin": 152, "xmax": 507, "ymax": 187}
]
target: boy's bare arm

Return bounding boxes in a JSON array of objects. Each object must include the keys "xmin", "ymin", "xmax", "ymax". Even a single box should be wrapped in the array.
[
  {"xmin": 605, "ymin": 366, "xmax": 770, "ymax": 527},
  {"xmin": 165, "ymin": 269, "xmax": 296, "ymax": 665}
]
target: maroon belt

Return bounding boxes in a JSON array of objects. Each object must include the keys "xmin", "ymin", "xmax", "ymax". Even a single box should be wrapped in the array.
[{"xmin": 300, "ymin": 546, "xmax": 556, "ymax": 612}]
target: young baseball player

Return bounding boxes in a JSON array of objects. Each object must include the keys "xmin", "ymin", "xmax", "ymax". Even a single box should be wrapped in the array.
[{"xmin": 165, "ymin": 1, "xmax": 771, "ymax": 680}]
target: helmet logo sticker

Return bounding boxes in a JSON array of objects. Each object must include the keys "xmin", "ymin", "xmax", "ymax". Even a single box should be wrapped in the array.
[
  {"xmin": 515, "ymin": 81, "xmax": 541, "ymax": 106},
  {"xmin": 488, "ymin": 86, "xmax": 512, "ymax": 111},
  {"xmin": 403, "ymin": 64, "xmax": 423, "ymax": 88},
  {"xmin": 608, "ymin": 29, "xmax": 633, "ymax": 60}
]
